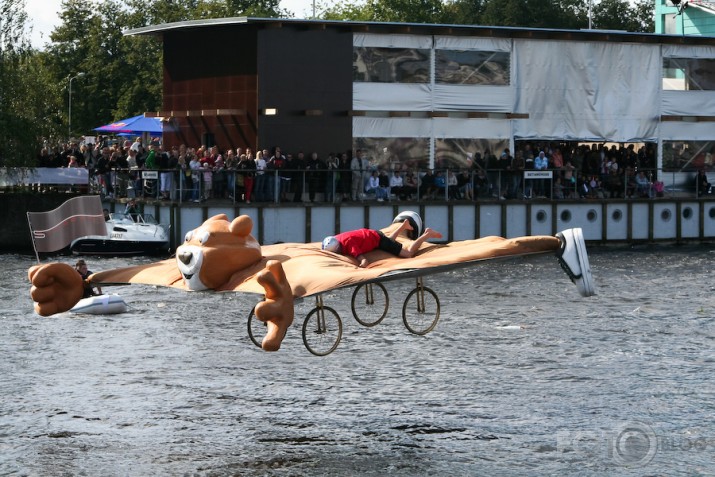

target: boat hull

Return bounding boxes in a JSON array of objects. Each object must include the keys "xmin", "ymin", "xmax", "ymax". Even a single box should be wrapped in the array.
[
  {"xmin": 70, "ymin": 294, "xmax": 128, "ymax": 314},
  {"xmin": 70, "ymin": 237, "xmax": 169, "ymax": 256}
]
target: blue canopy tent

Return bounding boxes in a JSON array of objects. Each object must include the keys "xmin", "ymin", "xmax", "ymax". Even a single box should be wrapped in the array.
[{"xmin": 94, "ymin": 115, "xmax": 164, "ymax": 135}]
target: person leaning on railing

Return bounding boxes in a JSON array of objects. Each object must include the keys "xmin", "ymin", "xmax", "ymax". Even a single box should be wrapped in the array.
[
  {"xmin": 237, "ymin": 152, "xmax": 256, "ymax": 203},
  {"xmin": 338, "ymin": 153, "xmax": 352, "ymax": 202},
  {"xmin": 188, "ymin": 151, "xmax": 201, "ymax": 202}
]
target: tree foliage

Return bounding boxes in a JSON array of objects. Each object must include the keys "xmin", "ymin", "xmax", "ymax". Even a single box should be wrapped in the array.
[
  {"xmin": 0, "ymin": 0, "xmax": 64, "ymax": 165},
  {"xmin": 321, "ymin": 0, "xmax": 653, "ymax": 31}
]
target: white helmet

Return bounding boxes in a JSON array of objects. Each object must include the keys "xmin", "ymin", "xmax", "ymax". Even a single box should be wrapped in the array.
[
  {"xmin": 392, "ymin": 211, "xmax": 423, "ymax": 240},
  {"xmin": 322, "ymin": 236, "xmax": 341, "ymax": 253}
]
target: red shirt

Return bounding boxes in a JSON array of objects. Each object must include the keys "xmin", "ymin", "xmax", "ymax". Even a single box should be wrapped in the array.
[
  {"xmin": 335, "ymin": 229, "xmax": 380, "ymax": 257},
  {"xmin": 201, "ymin": 155, "xmax": 216, "ymax": 168}
]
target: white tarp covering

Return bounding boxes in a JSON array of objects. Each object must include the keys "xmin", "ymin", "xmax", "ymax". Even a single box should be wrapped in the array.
[
  {"xmin": 434, "ymin": 36, "xmax": 511, "ymax": 52},
  {"xmin": 512, "ymin": 39, "xmax": 661, "ymax": 142},
  {"xmin": 662, "ymin": 45, "xmax": 715, "ymax": 58},
  {"xmin": 662, "ymin": 90, "xmax": 715, "ymax": 115},
  {"xmin": 353, "ymin": 117, "xmax": 432, "ymax": 137},
  {"xmin": 354, "ymin": 83, "xmax": 433, "ymax": 111},
  {"xmin": 433, "ymin": 85, "xmax": 513, "ymax": 112},
  {"xmin": 660, "ymin": 120, "xmax": 715, "ymax": 140},
  {"xmin": 432, "ymin": 118, "xmax": 511, "ymax": 139}
]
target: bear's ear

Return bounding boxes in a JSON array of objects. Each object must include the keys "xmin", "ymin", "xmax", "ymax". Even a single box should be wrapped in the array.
[
  {"xmin": 229, "ymin": 215, "xmax": 253, "ymax": 237},
  {"xmin": 206, "ymin": 214, "xmax": 229, "ymax": 224}
]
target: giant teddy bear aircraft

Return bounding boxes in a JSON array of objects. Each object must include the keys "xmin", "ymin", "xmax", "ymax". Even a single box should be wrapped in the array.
[{"xmin": 29, "ymin": 211, "xmax": 594, "ymax": 353}]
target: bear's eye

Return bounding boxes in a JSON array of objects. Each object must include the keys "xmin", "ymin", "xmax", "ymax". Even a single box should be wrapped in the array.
[
  {"xmin": 184, "ymin": 230, "xmax": 194, "ymax": 242},
  {"xmin": 197, "ymin": 230, "xmax": 210, "ymax": 244}
]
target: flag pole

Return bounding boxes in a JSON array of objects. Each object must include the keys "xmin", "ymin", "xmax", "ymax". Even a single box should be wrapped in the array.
[{"xmin": 27, "ymin": 212, "xmax": 41, "ymax": 264}]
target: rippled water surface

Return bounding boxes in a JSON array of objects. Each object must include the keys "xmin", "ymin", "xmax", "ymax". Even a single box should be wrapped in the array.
[{"xmin": 2, "ymin": 246, "xmax": 714, "ymax": 476}]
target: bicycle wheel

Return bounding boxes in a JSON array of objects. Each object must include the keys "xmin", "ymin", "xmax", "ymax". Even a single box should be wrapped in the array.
[
  {"xmin": 302, "ymin": 306, "xmax": 343, "ymax": 356},
  {"xmin": 351, "ymin": 282, "xmax": 389, "ymax": 327},
  {"xmin": 402, "ymin": 286, "xmax": 440, "ymax": 335},
  {"xmin": 247, "ymin": 305, "xmax": 267, "ymax": 348}
]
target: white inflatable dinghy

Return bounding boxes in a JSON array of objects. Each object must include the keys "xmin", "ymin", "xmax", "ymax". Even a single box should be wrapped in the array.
[{"xmin": 70, "ymin": 294, "xmax": 128, "ymax": 315}]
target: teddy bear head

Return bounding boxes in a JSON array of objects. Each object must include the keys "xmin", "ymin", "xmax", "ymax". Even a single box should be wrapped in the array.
[{"xmin": 176, "ymin": 214, "xmax": 262, "ymax": 290}]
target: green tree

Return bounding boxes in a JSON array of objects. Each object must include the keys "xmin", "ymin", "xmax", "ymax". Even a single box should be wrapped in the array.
[
  {"xmin": 44, "ymin": 0, "xmax": 164, "ymax": 138},
  {"xmin": 0, "ymin": 0, "xmax": 59, "ymax": 165},
  {"xmin": 224, "ymin": 0, "xmax": 286, "ymax": 17},
  {"xmin": 45, "ymin": 0, "xmax": 103, "ymax": 138},
  {"xmin": 320, "ymin": 0, "xmax": 374, "ymax": 21},
  {"xmin": 318, "ymin": 0, "xmax": 443, "ymax": 22},
  {"xmin": 635, "ymin": 0, "xmax": 655, "ymax": 32},
  {"xmin": 367, "ymin": 0, "xmax": 444, "ymax": 23},
  {"xmin": 317, "ymin": 0, "xmax": 652, "ymax": 32},
  {"xmin": 440, "ymin": 0, "xmax": 485, "ymax": 25},
  {"xmin": 628, "ymin": 0, "xmax": 655, "ymax": 32},
  {"xmin": 592, "ymin": 0, "xmax": 653, "ymax": 31},
  {"xmin": 479, "ymin": 0, "xmax": 584, "ymax": 29}
]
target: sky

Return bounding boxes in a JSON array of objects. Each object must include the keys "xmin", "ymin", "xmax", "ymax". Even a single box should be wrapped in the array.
[{"xmin": 23, "ymin": 0, "xmax": 321, "ymax": 49}]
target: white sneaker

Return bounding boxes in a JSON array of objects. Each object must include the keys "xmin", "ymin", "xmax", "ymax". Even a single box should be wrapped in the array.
[{"xmin": 556, "ymin": 228, "xmax": 595, "ymax": 297}]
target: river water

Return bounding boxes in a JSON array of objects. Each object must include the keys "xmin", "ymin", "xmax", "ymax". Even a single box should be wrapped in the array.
[{"xmin": 1, "ymin": 246, "xmax": 714, "ymax": 476}]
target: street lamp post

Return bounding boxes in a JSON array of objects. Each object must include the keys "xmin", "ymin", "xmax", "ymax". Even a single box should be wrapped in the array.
[{"xmin": 68, "ymin": 72, "xmax": 86, "ymax": 139}]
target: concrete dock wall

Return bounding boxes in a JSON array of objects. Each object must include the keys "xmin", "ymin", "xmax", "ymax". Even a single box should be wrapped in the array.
[{"xmin": 5, "ymin": 194, "xmax": 715, "ymax": 254}]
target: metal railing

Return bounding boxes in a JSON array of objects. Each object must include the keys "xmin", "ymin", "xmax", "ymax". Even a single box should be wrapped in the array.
[{"xmin": 2, "ymin": 166, "xmax": 712, "ymax": 203}]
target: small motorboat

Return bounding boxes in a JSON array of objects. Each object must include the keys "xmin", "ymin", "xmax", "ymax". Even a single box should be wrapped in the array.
[
  {"xmin": 70, "ymin": 212, "xmax": 170, "ymax": 256},
  {"xmin": 70, "ymin": 294, "xmax": 128, "ymax": 314}
]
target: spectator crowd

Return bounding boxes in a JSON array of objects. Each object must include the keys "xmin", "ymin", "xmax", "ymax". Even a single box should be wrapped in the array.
[{"xmin": 35, "ymin": 138, "xmax": 680, "ymax": 204}]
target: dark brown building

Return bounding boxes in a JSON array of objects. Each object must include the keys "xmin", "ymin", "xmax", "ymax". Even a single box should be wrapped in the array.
[{"xmin": 130, "ymin": 18, "xmax": 353, "ymax": 156}]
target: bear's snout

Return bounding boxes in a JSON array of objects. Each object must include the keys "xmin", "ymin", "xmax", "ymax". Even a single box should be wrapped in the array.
[{"xmin": 178, "ymin": 250, "xmax": 193, "ymax": 265}]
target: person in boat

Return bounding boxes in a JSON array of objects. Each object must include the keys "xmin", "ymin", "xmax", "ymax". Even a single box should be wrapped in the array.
[
  {"xmin": 103, "ymin": 208, "xmax": 110, "ymax": 221},
  {"xmin": 321, "ymin": 219, "xmax": 442, "ymax": 268},
  {"xmin": 124, "ymin": 199, "xmax": 139, "ymax": 221},
  {"xmin": 75, "ymin": 259, "xmax": 102, "ymax": 298}
]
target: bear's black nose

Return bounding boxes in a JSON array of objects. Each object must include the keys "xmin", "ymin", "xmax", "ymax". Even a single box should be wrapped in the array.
[{"xmin": 178, "ymin": 250, "xmax": 193, "ymax": 265}]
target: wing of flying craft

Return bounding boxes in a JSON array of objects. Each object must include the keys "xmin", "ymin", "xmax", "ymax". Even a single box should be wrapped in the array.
[
  {"xmin": 29, "ymin": 213, "xmax": 593, "ymax": 354},
  {"xmin": 87, "ymin": 232, "xmax": 564, "ymax": 298}
]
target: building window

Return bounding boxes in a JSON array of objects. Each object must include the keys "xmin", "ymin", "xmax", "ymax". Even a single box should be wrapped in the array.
[
  {"xmin": 663, "ymin": 12, "xmax": 676, "ymax": 35},
  {"xmin": 435, "ymin": 138, "xmax": 509, "ymax": 169},
  {"xmin": 663, "ymin": 57, "xmax": 715, "ymax": 91},
  {"xmin": 662, "ymin": 140, "xmax": 715, "ymax": 172},
  {"xmin": 353, "ymin": 47, "xmax": 430, "ymax": 83},
  {"xmin": 353, "ymin": 137, "xmax": 431, "ymax": 170},
  {"xmin": 435, "ymin": 50, "xmax": 510, "ymax": 85}
]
